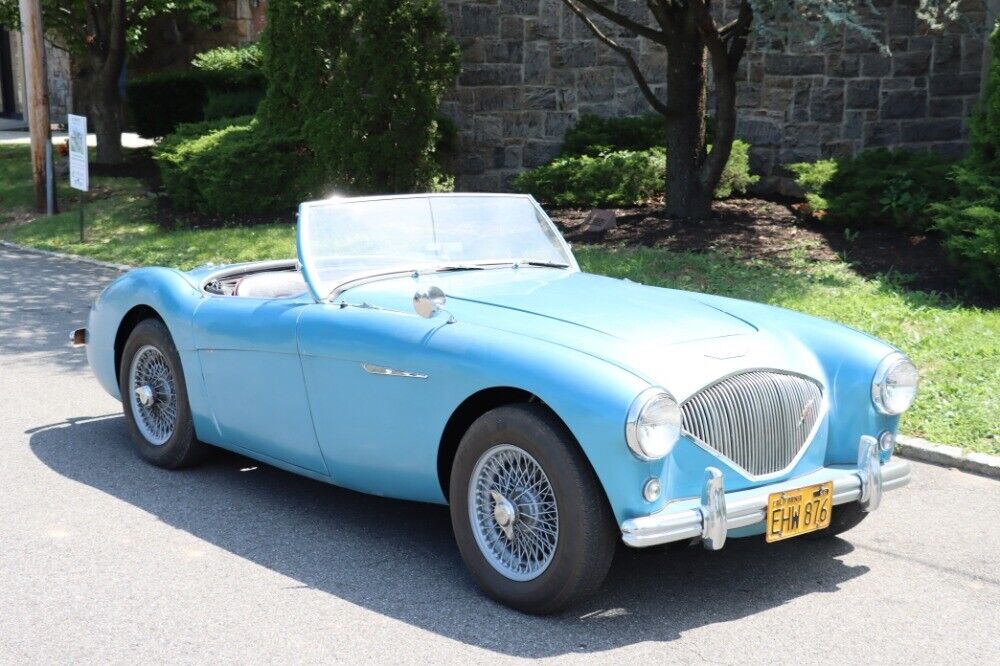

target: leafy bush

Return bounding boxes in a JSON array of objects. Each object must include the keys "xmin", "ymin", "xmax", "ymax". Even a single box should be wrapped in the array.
[
  {"xmin": 715, "ymin": 140, "xmax": 757, "ymax": 199},
  {"xmin": 257, "ymin": 0, "xmax": 460, "ymax": 194},
  {"xmin": 562, "ymin": 115, "xmax": 667, "ymax": 157},
  {"xmin": 203, "ymin": 88, "xmax": 264, "ymax": 121},
  {"xmin": 192, "ymin": 43, "xmax": 263, "ymax": 73},
  {"xmin": 153, "ymin": 117, "xmax": 313, "ymax": 215},
  {"xmin": 126, "ymin": 71, "xmax": 207, "ymax": 139},
  {"xmin": 515, "ymin": 141, "xmax": 756, "ymax": 208},
  {"xmin": 787, "ymin": 159, "xmax": 836, "ymax": 213},
  {"xmin": 126, "ymin": 69, "xmax": 266, "ymax": 138},
  {"xmin": 789, "ymin": 149, "xmax": 957, "ymax": 232},
  {"xmin": 561, "ymin": 114, "xmax": 713, "ymax": 157},
  {"xmin": 514, "ymin": 150, "xmax": 663, "ymax": 207},
  {"xmin": 933, "ymin": 20, "xmax": 1000, "ymax": 294}
]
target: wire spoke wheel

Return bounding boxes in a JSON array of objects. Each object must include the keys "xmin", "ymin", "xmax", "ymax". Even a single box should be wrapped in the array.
[
  {"xmin": 128, "ymin": 345, "xmax": 177, "ymax": 446},
  {"xmin": 468, "ymin": 444, "xmax": 559, "ymax": 582}
]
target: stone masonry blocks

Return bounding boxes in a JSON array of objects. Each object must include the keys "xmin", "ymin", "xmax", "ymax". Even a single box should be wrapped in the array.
[{"xmin": 441, "ymin": 0, "xmax": 989, "ymax": 190}]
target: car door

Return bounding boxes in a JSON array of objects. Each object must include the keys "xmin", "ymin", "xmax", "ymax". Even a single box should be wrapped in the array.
[
  {"xmin": 296, "ymin": 300, "xmax": 455, "ymax": 503},
  {"xmin": 193, "ymin": 296, "xmax": 329, "ymax": 476}
]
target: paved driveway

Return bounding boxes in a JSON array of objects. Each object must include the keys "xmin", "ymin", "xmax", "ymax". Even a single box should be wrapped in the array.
[{"xmin": 1, "ymin": 246, "xmax": 997, "ymax": 663}]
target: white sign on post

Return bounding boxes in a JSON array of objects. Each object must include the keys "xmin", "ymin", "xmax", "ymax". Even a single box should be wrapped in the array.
[{"xmin": 67, "ymin": 114, "xmax": 88, "ymax": 192}]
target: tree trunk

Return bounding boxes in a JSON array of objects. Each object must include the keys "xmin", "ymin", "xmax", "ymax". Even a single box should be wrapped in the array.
[
  {"xmin": 89, "ymin": 67, "xmax": 123, "ymax": 165},
  {"xmin": 664, "ymin": 30, "xmax": 711, "ymax": 219}
]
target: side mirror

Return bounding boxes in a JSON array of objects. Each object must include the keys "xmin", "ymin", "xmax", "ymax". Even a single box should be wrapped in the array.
[{"xmin": 413, "ymin": 286, "xmax": 447, "ymax": 319}]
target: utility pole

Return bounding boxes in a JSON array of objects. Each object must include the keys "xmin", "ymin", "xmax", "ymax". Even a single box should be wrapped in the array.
[{"xmin": 18, "ymin": 0, "xmax": 54, "ymax": 214}]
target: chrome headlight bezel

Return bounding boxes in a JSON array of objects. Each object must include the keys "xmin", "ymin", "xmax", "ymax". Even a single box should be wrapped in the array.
[
  {"xmin": 872, "ymin": 352, "xmax": 919, "ymax": 416},
  {"xmin": 625, "ymin": 387, "xmax": 682, "ymax": 461}
]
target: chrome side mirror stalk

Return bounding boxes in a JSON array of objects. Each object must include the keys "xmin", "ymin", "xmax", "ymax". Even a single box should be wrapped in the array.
[{"xmin": 413, "ymin": 286, "xmax": 456, "ymax": 324}]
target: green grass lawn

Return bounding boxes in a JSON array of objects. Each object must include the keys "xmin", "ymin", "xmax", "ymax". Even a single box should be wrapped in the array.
[{"xmin": 2, "ymin": 145, "xmax": 997, "ymax": 454}]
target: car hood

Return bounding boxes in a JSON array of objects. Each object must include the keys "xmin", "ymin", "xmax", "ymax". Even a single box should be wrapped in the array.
[
  {"xmin": 442, "ymin": 270, "xmax": 756, "ymax": 346},
  {"xmin": 341, "ymin": 269, "xmax": 821, "ymax": 396}
]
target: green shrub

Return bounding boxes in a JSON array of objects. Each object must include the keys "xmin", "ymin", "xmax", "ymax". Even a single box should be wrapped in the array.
[
  {"xmin": 203, "ymin": 88, "xmax": 264, "ymax": 121},
  {"xmin": 788, "ymin": 159, "xmax": 837, "ymax": 213},
  {"xmin": 933, "ymin": 20, "xmax": 1000, "ymax": 294},
  {"xmin": 153, "ymin": 118, "xmax": 313, "ymax": 215},
  {"xmin": 126, "ymin": 69, "xmax": 266, "ymax": 138},
  {"xmin": 192, "ymin": 43, "xmax": 263, "ymax": 73},
  {"xmin": 789, "ymin": 149, "xmax": 957, "ymax": 232},
  {"xmin": 515, "ymin": 150, "xmax": 663, "ymax": 207},
  {"xmin": 561, "ymin": 114, "xmax": 714, "ymax": 157},
  {"xmin": 126, "ymin": 71, "xmax": 207, "ymax": 139},
  {"xmin": 257, "ymin": 0, "xmax": 460, "ymax": 194},
  {"xmin": 715, "ymin": 140, "xmax": 757, "ymax": 199},
  {"xmin": 562, "ymin": 114, "xmax": 667, "ymax": 157},
  {"xmin": 515, "ymin": 140, "xmax": 756, "ymax": 208}
]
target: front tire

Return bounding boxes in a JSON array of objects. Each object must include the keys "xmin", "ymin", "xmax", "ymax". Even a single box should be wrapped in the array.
[
  {"xmin": 119, "ymin": 318, "xmax": 204, "ymax": 469},
  {"xmin": 449, "ymin": 404, "xmax": 616, "ymax": 614}
]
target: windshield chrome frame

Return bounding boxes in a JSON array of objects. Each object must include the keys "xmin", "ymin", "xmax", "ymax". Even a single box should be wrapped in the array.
[{"xmin": 297, "ymin": 193, "xmax": 579, "ymax": 303}]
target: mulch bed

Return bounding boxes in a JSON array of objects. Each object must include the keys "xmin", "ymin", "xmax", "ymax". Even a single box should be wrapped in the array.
[{"xmin": 549, "ymin": 198, "xmax": 995, "ymax": 307}]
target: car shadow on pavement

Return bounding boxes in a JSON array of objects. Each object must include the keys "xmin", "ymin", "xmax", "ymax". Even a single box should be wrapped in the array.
[{"xmin": 29, "ymin": 415, "xmax": 870, "ymax": 658}]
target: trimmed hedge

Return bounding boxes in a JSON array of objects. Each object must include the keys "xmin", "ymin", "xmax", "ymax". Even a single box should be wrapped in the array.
[
  {"xmin": 153, "ymin": 117, "xmax": 313, "ymax": 215},
  {"xmin": 126, "ymin": 69, "xmax": 265, "ymax": 139},
  {"xmin": 515, "ymin": 141, "xmax": 757, "ymax": 208}
]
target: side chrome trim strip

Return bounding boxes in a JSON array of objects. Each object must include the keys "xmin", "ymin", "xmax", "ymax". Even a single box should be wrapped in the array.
[{"xmin": 361, "ymin": 363, "xmax": 428, "ymax": 379}]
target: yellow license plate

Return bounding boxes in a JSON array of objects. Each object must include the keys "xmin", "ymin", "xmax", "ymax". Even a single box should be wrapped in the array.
[{"xmin": 765, "ymin": 481, "xmax": 833, "ymax": 542}]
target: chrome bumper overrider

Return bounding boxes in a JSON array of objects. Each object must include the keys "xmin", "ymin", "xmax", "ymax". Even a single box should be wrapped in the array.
[{"xmin": 621, "ymin": 435, "xmax": 912, "ymax": 549}]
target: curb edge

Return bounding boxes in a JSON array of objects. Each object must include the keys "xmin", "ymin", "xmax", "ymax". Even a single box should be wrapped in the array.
[
  {"xmin": 0, "ymin": 240, "xmax": 131, "ymax": 272},
  {"xmin": 897, "ymin": 435, "xmax": 1000, "ymax": 480}
]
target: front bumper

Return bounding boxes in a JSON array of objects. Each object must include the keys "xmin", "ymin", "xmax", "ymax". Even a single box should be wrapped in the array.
[{"xmin": 621, "ymin": 435, "xmax": 911, "ymax": 549}]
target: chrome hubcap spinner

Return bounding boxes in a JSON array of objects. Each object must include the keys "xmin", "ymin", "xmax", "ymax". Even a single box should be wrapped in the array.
[
  {"xmin": 469, "ymin": 444, "xmax": 559, "ymax": 582},
  {"xmin": 128, "ymin": 345, "xmax": 177, "ymax": 446}
]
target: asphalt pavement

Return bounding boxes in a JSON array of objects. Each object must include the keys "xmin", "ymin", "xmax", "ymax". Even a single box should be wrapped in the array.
[{"xmin": 1, "ymin": 245, "xmax": 997, "ymax": 664}]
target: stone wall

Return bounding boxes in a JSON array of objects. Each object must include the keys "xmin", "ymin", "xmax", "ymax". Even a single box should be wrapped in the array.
[
  {"xmin": 439, "ymin": 0, "xmax": 992, "ymax": 192},
  {"xmin": 46, "ymin": 42, "xmax": 71, "ymax": 123},
  {"xmin": 2, "ymin": 32, "xmax": 71, "ymax": 124}
]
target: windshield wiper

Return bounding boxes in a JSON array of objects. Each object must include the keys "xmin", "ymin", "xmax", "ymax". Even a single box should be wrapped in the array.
[{"xmin": 513, "ymin": 259, "xmax": 570, "ymax": 269}]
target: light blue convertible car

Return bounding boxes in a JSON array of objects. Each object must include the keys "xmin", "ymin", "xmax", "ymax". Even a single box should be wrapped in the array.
[{"xmin": 75, "ymin": 193, "xmax": 916, "ymax": 613}]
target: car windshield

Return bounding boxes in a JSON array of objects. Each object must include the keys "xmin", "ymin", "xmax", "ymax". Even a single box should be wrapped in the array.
[{"xmin": 297, "ymin": 194, "xmax": 575, "ymax": 298}]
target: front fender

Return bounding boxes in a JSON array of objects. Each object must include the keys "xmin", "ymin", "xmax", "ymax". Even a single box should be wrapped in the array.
[
  {"xmin": 86, "ymin": 267, "xmax": 203, "ymax": 401},
  {"xmin": 693, "ymin": 293, "xmax": 902, "ymax": 465}
]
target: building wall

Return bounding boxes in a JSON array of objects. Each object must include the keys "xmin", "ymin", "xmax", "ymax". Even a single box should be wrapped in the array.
[
  {"xmin": 440, "ymin": 0, "xmax": 992, "ymax": 192},
  {"xmin": 2, "ymin": 31, "xmax": 71, "ymax": 124},
  {"xmin": 46, "ymin": 41, "xmax": 71, "ymax": 123}
]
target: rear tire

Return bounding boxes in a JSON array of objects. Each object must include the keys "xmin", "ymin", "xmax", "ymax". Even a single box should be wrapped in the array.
[
  {"xmin": 449, "ymin": 404, "xmax": 616, "ymax": 614},
  {"xmin": 119, "ymin": 318, "xmax": 204, "ymax": 469},
  {"xmin": 804, "ymin": 501, "xmax": 868, "ymax": 539}
]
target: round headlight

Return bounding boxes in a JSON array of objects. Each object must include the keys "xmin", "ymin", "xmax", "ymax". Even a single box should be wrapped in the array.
[
  {"xmin": 626, "ymin": 388, "xmax": 681, "ymax": 460},
  {"xmin": 872, "ymin": 353, "xmax": 919, "ymax": 415}
]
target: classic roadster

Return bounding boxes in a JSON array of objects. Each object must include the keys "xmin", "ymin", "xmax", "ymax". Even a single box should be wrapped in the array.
[{"xmin": 75, "ymin": 193, "xmax": 916, "ymax": 613}]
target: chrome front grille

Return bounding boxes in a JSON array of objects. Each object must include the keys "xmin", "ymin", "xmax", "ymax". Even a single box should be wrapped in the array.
[{"xmin": 681, "ymin": 371, "xmax": 824, "ymax": 477}]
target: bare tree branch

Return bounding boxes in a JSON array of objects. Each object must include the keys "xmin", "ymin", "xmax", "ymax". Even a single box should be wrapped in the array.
[
  {"xmin": 724, "ymin": 1, "xmax": 754, "ymax": 68},
  {"xmin": 573, "ymin": 0, "xmax": 666, "ymax": 42},
  {"xmin": 686, "ymin": 0, "xmax": 740, "ymax": 191},
  {"xmin": 561, "ymin": 0, "xmax": 671, "ymax": 117},
  {"xmin": 646, "ymin": 0, "xmax": 677, "ymax": 36}
]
